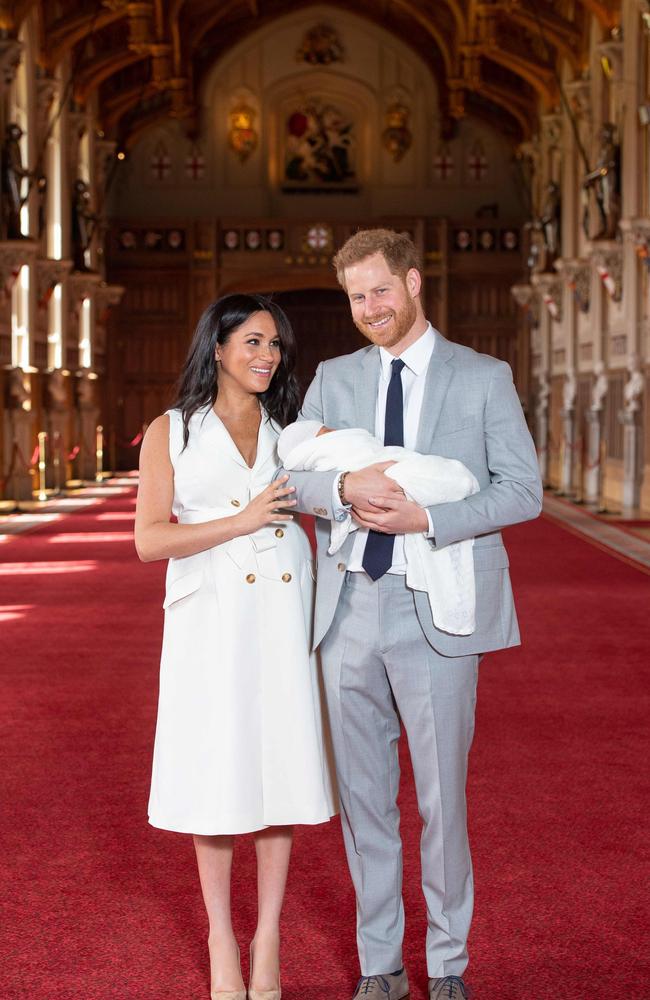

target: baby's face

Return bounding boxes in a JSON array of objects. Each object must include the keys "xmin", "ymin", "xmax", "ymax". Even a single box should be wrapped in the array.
[{"xmin": 316, "ymin": 425, "xmax": 334, "ymax": 436}]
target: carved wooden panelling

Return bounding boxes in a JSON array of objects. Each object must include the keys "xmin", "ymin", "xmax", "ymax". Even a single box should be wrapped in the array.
[
  {"xmin": 122, "ymin": 328, "xmax": 186, "ymax": 377},
  {"xmin": 575, "ymin": 375, "xmax": 592, "ymax": 488},
  {"xmin": 447, "ymin": 273, "xmax": 520, "ymax": 380},
  {"xmin": 273, "ymin": 289, "xmax": 365, "ymax": 393},
  {"xmin": 606, "ymin": 372, "xmax": 625, "ymax": 461},
  {"xmin": 448, "ymin": 277, "xmax": 517, "ymax": 323},
  {"xmin": 0, "ymin": 334, "xmax": 10, "ymax": 366},
  {"xmin": 549, "ymin": 376, "xmax": 564, "ymax": 486},
  {"xmin": 119, "ymin": 273, "xmax": 188, "ymax": 319},
  {"xmin": 576, "ymin": 376, "xmax": 591, "ymax": 438},
  {"xmin": 33, "ymin": 341, "xmax": 48, "ymax": 368}
]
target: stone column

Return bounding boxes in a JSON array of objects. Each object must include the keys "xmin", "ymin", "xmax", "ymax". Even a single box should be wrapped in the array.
[
  {"xmin": 534, "ymin": 372, "xmax": 550, "ymax": 483},
  {"xmin": 619, "ymin": 357, "xmax": 645, "ymax": 509},
  {"xmin": 585, "ymin": 410, "xmax": 603, "ymax": 504},
  {"xmin": 560, "ymin": 369, "xmax": 577, "ymax": 495},
  {"xmin": 0, "ymin": 240, "xmax": 38, "ymax": 500},
  {"xmin": 67, "ymin": 271, "xmax": 101, "ymax": 480},
  {"xmin": 45, "ymin": 369, "xmax": 72, "ymax": 492},
  {"xmin": 620, "ymin": 413, "xmax": 643, "ymax": 509},
  {"xmin": 585, "ymin": 361, "xmax": 608, "ymax": 504}
]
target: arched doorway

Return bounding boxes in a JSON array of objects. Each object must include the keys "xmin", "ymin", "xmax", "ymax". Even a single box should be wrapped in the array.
[{"xmin": 271, "ymin": 288, "xmax": 366, "ymax": 396}]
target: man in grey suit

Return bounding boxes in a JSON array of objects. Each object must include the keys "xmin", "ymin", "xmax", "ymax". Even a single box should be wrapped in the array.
[{"xmin": 282, "ymin": 229, "xmax": 542, "ymax": 1000}]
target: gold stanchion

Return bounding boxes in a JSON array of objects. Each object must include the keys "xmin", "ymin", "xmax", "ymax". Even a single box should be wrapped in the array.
[
  {"xmin": 37, "ymin": 432, "xmax": 47, "ymax": 502},
  {"xmin": 95, "ymin": 424, "xmax": 104, "ymax": 482}
]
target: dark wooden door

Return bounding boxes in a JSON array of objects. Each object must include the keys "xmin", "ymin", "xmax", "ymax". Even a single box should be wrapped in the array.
[{"xmin": 271, "ymin": 288, "xmax": 366, "ymax": 398}]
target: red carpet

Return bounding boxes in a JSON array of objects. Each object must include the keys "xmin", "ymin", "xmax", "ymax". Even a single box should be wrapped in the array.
[{"xmin": 1, "ymin": 493, "xmax": 648, "ymax": 999}]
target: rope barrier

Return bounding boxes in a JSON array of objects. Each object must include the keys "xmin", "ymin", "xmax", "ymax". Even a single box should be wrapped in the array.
[
  {"xmin": 1, "ymin": 424, "xmax": 141, "ymax": 498},
  {"xmin": 118, "ymin": 428, "xmax": 145, "ymax": 448}
]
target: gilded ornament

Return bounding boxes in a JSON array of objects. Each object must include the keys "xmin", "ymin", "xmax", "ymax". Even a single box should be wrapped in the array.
[
  {"xmin": 228, "ymin": 104, "xmax": 258, "ymax": 162},
  {"xmin": 382, "ymin": 103, "xmax": 412, "ymax": 163},
  {"xmin": 296, "ymin": 24, "xmax": 344, "ymax": 65}
]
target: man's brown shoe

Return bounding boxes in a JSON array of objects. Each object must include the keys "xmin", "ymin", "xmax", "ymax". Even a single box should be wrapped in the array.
[
  {"xmin": 352, "ymin": 969, "xmax": 409, "ymax": 1000},
  {"xmin": 428, "ymin": 977, "xmax": 470, "ymax": 1000}
]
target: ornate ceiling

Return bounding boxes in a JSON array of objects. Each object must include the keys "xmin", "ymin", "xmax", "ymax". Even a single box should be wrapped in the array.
[{"xmin": 3, "ymin": 0, "xmax": 619, "ymax": 143}]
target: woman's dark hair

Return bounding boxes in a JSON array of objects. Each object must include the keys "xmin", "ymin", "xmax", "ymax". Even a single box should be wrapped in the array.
[{"xmin": 173, "ymin": 293, "xmax": 301, "ymax": 447}]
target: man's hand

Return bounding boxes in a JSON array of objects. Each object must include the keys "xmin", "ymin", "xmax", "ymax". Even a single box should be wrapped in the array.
[
  {"xmin": 342, "ymin": 462, "xmax": 402, "ymax": 511},
  {"xmin": 352, "ymin": 495, "xmax": 429, "ymax": 534}
]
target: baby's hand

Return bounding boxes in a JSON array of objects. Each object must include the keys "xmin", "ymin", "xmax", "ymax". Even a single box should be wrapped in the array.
[{"xmin": 316, "ymin": 425, "xmax": 334, "ymax": 436}]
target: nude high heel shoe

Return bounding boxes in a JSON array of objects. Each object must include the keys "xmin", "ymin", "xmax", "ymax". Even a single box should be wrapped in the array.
[
  {"xmin": 210, "ymin": 945, "xmax": 246, "ymax": 1000},
  {"xmin": 247, "ymin": 943, "xmax": 281, "ymax": 1000}
]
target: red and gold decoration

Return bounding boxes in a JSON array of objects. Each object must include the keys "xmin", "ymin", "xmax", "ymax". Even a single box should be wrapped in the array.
[
  {"xmin": 228, "ymin": 104, "xmax": 258, "ymax": 162},
  {"xmin": 382, "ymin": 102, "xmax": 412, "ymax": 163},
  {"xmin": 284, "ymin": 101, "xmax": 355, "ymax": 190},
  {"xmin": 433, "ymin": 144, "xmax": 455, "ymax": 181},
  {"xmin": 296, "ymin": 24, "xmax": 344, "ymax": 65},
  {"xmin": 302, "ymin": 224, "xmax": 333, "ymax": 254},
  {"xmin": 149, "ymin": 141, "xmax": 171, "ymax": 181},
  {"xmin": 466, "ymin": 141, "xmax": 488, "ymax": 182},
  {"xmin": 185, "ymin": 144, "xmax": 205, "ymax": 181}
]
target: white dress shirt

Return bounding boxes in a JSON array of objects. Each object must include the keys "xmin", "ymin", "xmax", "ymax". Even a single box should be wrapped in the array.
[{"xmin": 333, "ymin": 323, "xmax": 436, "ymax": 574}]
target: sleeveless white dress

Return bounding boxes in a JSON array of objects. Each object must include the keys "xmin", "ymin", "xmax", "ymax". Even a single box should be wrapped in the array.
[{"xmin": 148, "ymin": 406, "xmax": 337, "ymax": 834}]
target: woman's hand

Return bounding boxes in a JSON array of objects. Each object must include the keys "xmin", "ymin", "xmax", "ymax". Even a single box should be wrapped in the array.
[{"xmin": 235, "ymin": 476, "xmax": 297, "ymax": 535}]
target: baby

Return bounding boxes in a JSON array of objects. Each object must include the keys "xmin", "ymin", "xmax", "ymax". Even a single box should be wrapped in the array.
[{"xmin": 278, "ymin": 421, "xmax": 479, "ymax": 636}]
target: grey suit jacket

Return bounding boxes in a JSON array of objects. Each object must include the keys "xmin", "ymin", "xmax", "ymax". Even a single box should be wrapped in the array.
[{"xmin": 282, "ymin": 333, "xmax": 543, "ymax": 654}]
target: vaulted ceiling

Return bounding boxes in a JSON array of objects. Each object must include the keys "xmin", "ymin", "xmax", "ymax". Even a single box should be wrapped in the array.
[{"xmin": 6, "ymin": 0, "xmax": 619, "ymax": 143}]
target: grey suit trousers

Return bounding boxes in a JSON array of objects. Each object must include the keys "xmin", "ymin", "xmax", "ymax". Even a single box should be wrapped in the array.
[{"xmin": 320, "ymin": 571, "xmax": 478, "ymax": 979}]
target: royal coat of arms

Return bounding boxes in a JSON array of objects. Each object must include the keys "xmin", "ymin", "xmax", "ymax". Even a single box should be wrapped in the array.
[{"xmin": 296, "ymin": 24, "xmax": 345, "ymax": 65}]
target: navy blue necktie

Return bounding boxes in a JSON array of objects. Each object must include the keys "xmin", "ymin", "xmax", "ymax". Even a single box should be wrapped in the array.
[{"xmin": 362, "ymin": 358, "xmax": 405, "ymax": 581}]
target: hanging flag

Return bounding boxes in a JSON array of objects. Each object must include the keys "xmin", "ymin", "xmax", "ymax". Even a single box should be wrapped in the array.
[
  {"xmin": 467, "ymin": 142, "xmax": 488, "ymax": 182},
  {"xmin": 150, "ymin": 141, "xmax": 171, "ymax": 181},
  {"xmin": 433, "ymin": 144, "xmax": 454, "ymax": 181},
  {"xmin": 185, "ymin": 145, "xmax": 205, "ymax": 181}
]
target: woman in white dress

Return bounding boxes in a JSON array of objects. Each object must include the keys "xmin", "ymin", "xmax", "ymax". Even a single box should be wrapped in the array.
[{"xmin": 135, "ymin": 294, "xmax": 336, "ymax": 1000}]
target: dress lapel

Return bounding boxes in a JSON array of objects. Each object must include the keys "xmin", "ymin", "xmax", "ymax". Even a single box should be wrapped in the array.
[
  {"xmin": 256, "ymin": 411, "xmax": 279, "ymax": 469},
  {"xmin": 205, "ymin": 407, "xmax": 249, "ymax": 470},
  {"xmin": 415, "ymin": 334, "xmax": 455, "ymax": 452},
  {"xmin": 355, "ymin": 348, "xmax": 380, "ymax": 433}
]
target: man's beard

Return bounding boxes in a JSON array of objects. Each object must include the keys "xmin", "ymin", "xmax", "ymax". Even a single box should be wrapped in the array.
[{"xmin": 354, "ymin": 296, "xmax": 417, "ymax": 348}]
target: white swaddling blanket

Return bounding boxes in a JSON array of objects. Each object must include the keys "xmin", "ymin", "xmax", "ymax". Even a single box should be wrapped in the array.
[{"xmin": 278, "ymin": 424, "xmax": 480, "ymax": 636}]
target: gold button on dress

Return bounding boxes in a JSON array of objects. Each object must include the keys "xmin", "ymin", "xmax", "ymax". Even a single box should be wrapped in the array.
[{"xmin": 282, "ymin": 573, "xmax": 292, "ymax": 583}]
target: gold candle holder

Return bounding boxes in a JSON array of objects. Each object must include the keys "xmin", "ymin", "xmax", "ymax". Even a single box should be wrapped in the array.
[{"xmin": 37, "ymin": 432, "xmax": 47, "ymax": 502}]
